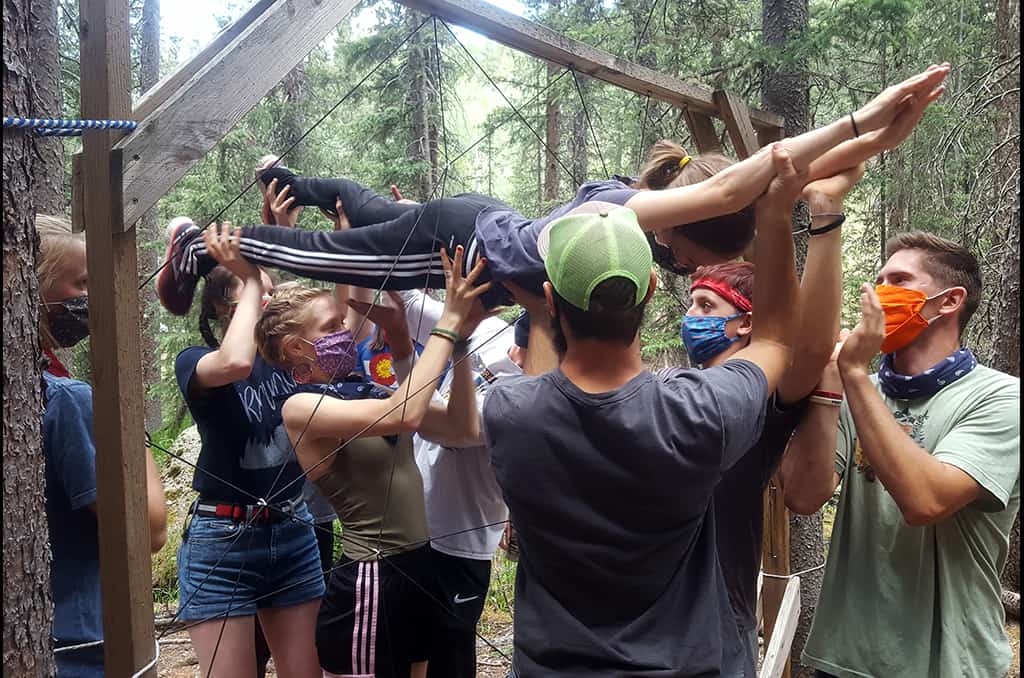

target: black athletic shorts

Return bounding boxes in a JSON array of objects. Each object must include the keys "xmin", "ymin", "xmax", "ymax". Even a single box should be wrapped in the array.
[
  {"xmin": 424, "ymin": 548, "xmax": 492, "ymax": 678},
  {"xmin": 317, "ymin": 544, "xmax": 437, "ymax": 677}
]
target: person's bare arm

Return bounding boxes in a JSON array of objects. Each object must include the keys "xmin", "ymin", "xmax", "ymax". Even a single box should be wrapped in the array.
[
  {"xmin": 780, "ymin": 336, "xmax": 846, "ymax": 514},
  {"xmin": 725, "ymin": 146, "xmax": 803, "ymax": 393},
  {"xmin": 626, "ymin": 65, "xmax": 949, "ymax": 234},
  {"xmin": 146, "ymin": 446, "xmax": 168, "ymax": 552},
  {"xmin": 505, "ymin": 282, "xmax": 560, "ymax": 376},
  {"xmin": 193, "ymin": 224, "xmax": 264, "ymax": 390},
  {"xmin": 777, "ymin": 165, "xmax": 864, "ymax": 404}
]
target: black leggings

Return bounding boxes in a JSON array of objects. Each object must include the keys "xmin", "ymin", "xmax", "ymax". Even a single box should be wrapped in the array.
[{"xmin": 183, "ymin": 179, "xmax": 508, "ymax": 298}]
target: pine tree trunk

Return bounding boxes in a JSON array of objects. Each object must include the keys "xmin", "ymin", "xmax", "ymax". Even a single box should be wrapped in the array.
[
  {"xmin": 762, "ymin": 2, "xmax": 819, "ymax": 675},
  {"xmin": 543, "ymin": 62, "xmax": 562, "ymax": 202},
  {"xmin": 276, "ymin": 62, "xmax": 308, "ymax": 160},
  {"xmin": 405, "ymin": 10, "xmax": 435, "ymax": 200},
  {"xmin": 29, "ymin": 0, "xmax": 64, "ymax": 215},
  {"xmin": 3, "ymin": 0, "xmax": 57, "ymax": 673},
  {"xmin": 139, "ymin": 0, "xmax": 162, "ymax": 432},
  {"xmin": 992, "ymin": 0, "xmax": 1020, "ymax": 595}
]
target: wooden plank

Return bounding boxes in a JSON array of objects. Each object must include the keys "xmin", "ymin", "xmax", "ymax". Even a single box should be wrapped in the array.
[
  {"xmin": 116, "ymin": 0, "xmax": 362, "ymax": 226},
  {"xmin": 760, "ymin": 577, "xmax": 801, "ymax": 678},
  {"xmin": 713, "ymin": 89, "xmax": 761, "ymax": 159},
  {"xmin": 132, "ymin": 0, "xmax": 275, "ymax": 120},
  {"xmin": 760, "ymin": 475, "xmax": 792, "ymax": 678},
  {"xmin": 79, "ymin": 0, "xmax": 155, "ymax": 675},
  {"xmin": 757, "ymin": 124, "xmax": 785, "ymax": 147},
  {"xmin": 399, "ymin": 0, "xmax": 782, "ymax": 131},
  {"xmin": 683, "ymin": 110, "xmax": 721, "ymax": 154},
  {"xmin": 71, "ymin": 152, "xmax": 85, "ymax": 233}
]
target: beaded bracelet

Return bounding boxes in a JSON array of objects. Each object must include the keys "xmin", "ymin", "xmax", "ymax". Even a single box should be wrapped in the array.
[{"xmin": 430, "ymin": 327, "xmax": 460, "ymax": 344}]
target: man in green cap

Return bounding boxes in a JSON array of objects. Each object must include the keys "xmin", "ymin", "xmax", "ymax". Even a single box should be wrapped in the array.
[{"xmin": 482, "ymin": 144, "xmax": 805, "ymax": 677}]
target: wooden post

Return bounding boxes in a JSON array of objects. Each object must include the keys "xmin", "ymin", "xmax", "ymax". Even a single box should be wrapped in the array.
[
  {"xmin": 761, "ymin": 477, "xmax": 791, "ymax": 677},
  {"xmin": 713, "ymin": 89, "xmax": 761, "ymax": 159},
  {"xmin": 71, "ymin": 152, "xmax": 85, "ymax": 233},
  {"xmin": 682, "ymin": 110, "xmax": 721, "ymax": 154},
  {"xmin": 79, "ymin": 0, "xmax": 156, "ymax": 675}
]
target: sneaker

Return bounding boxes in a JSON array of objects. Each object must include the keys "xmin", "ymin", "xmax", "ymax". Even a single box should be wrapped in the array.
[{"xmin": 156, "ymin": 217, "xmax": 201, "ymax": 315}]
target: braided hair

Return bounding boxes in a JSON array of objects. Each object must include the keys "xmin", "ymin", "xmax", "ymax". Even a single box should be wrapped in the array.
[{"xmin": 197, "ymin": 266, "xmax": 240, "ymax": 349}]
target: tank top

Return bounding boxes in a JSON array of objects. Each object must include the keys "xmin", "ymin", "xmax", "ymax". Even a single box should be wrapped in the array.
[{"xmin": 313, "ymin": 432, "xmax": 428, "ymax": 561}]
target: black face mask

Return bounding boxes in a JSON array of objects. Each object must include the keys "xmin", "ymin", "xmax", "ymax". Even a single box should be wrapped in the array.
[{"xmin": 47, "ymin": 295, "xmax": 90, "ymax": 347}]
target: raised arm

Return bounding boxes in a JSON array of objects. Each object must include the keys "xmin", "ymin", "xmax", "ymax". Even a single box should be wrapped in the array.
[
  {"xmin": 625, "ymin": 64, "xmax": 950, "ymax": 233},
  {"xmin": 725, "ymin": 145, "xmax": 803, "ymax": 393},
  {"xmin": 285, "ymin": 247, "xmax": 491, "ymax": 442},
  {"xmin": 145, "ymin": 444, "xmax": 168, "ymax": 552},
  {"xmin": 193, "ymin": 223, "xmax": 265, "ymax": 390},
  {"xmin": 776, "ymin": 165, "xmax": 864, "ymax": 404},
  {"xmin": 780, "ymin": 335, "xmax": 846, "ymax": 514}
]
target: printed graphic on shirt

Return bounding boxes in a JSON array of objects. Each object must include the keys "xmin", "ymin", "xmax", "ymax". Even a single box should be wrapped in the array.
[
  {"xmin": 853, "ymin": 408, "xmax": 930, "ymax": 482},
  {"xmin": 234, "ymin": 369, "xmax": 297, "ymax": 470},
  {"xmin": 367, "ymin": 351, "xmax": 396, "ymax": 387}
]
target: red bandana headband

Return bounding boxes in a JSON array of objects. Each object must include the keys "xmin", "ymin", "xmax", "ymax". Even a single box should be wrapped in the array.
[{"xmin": 691, "ymin": 277, "xmax": 752, "ymax": 313}]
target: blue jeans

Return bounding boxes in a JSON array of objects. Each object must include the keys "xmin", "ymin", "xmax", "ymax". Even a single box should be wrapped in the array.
[{"xmin": 177, "ymin": 502, "xmax": 325, "ymax": 622}]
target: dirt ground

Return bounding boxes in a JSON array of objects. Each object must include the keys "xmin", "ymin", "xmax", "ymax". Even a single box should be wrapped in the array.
[{"xmin": 158, "ymin": 618, "xmax": 1018, "ymax": 677}]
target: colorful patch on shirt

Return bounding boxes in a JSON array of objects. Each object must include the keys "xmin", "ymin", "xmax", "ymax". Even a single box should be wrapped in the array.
[
  {"xmin": 368, "ymin": 352, "xmax": 396, "ymax": 387},
  {"xmin": 893, "ymin": 408, "xmax": 929, "ymax": 446},
  {"xmin": 853, "ymin": 437, "xmax": 877, "ymax": 482}
]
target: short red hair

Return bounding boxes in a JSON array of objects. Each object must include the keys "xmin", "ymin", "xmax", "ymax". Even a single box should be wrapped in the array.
[{"xmin": 690, "ymin": 261, "xmax": 755, "ymax": 310}]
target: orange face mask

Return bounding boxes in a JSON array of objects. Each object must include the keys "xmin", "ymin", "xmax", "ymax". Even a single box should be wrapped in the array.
[{"xmin": 875, "ymin": 285, "xmax": 948, "ymax": 354}]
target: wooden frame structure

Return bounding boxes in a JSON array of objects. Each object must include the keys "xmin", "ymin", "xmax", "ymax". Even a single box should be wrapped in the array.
[{"xmin": 74, "ymin": 0, "xmax": 790, "ymax": 674}]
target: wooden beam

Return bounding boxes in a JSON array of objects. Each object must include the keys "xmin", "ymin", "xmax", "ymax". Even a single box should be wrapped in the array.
[
  {"xmin": 682, "ymin": 110, "xmax": 721, "ymax": 154},
  {"xmin": 78, "ymin": 0, "xmax": 155, "ymax": 675},
  {"xmin": 398, "ymin": 0, "xmax": 782, "ymax": 131},
  {"xmin": 760, "ymin": 576, "xmax": 801, "ymax": 678},
  {"xmin": 132, "ymin": 0, "xmax": 275, "ymax": 120},
  {"xmin": 761, "ymin": 477, "xmax": 792, "ymax": 678},
  {"xmin": 116, "ymin": 0, "xmax": 362, "ymax": 226},
  {"xmin": 71, "ymin": 152, "xmax": 85, "ymax": 232},
  {"xmin": 713, "ymin": 89, "xmax": 761, "ymax": 159}
]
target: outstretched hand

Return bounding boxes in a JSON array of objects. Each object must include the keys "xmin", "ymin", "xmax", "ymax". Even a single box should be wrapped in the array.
[
  {"xmin": 863, "ymin": 82, "xmax": 945, "ymax": 152},
  {"xmin": 853, "ymin": 64, "xmax": 950, "ymax": 134},
  {"xmin": 346, "ymin": 290, "xmax": 411, "ymax": 344},
  {"xmin": 321, "ymin": 198, "xmax": 351, "ymax": 231},
  {"xmin": 268, "ymin": 179, "xmax": 303, "ymax": 227},
  {"xmin": 203, "ymin": 221, "xmax": 261, "ymax": 281},
  {"xmin": 438, "ymin": 246, "xmax": 495, "ymax": 337},
  {"xmin": 838, "ymin": 284, "xmax": 886, "ymax": 376}
]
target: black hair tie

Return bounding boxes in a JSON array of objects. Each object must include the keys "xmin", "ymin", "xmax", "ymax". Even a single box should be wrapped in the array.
[{"xmin": 809, "ymin": 214, "xmax": 845, "ymax": 237}]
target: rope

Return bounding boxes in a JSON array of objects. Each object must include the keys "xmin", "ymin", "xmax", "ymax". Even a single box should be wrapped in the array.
[
  {"xmin": 3, "ymin": 116, "xmax": 137, "ymax": 130},
  {"xmin": 135, "ymin": 15, "xmax": 433, "ymax": 292},
  {"xmin": 761, "ymin": 562, "xmax": 826, "ymax": 579},
  {"xmin": 570, "ymin": 69, "xmax": 610, "ymax": 179},
  {"xmin": 129, "ymin": 639, "xmax": 160, "ymax": 678},
  {"xmin": 439, "ymin": 18, "xmax": 579, "ymax": 187},
  {"xmin": 53, "ymin": 638, "xmax": 104, "ymax": 654}
]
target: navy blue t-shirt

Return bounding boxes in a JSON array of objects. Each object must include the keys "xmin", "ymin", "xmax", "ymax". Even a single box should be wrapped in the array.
[
  {"xmin": 175, "ymin": 348, "xmax": 304, "ymax": 503},
  {"xmin": 43, "ymin": 372, "xmax": 104, "ymax": 678},
  {"xmin": 484, "ymin": 360, "xmax": 769, "ymax": 677},
  {"xmin": 715, "ymin": 395, "xmax": 808, "ymax": 633}
]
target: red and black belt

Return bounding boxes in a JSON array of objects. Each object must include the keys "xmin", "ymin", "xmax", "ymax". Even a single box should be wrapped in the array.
[{"xmin": 191, "ymin": 497, "xmax": 299, "ymax": 523}]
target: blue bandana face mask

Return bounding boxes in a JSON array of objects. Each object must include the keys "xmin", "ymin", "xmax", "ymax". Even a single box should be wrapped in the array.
[{"xmin": 680, "ymin": 313, "xmax": 745, "ymax": 365}]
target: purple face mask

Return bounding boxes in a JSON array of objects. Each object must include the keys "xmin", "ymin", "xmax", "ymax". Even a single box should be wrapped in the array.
[{"xmin": 303, "ymin": 329, "xmax": 357, "ymax": 381}]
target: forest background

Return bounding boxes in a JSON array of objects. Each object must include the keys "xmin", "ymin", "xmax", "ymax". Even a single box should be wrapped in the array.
[{"xmin": 4, "ymin": 0, "xmax": 1020, "ymax": 675}]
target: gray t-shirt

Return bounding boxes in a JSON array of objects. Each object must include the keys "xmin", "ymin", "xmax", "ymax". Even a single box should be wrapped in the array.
[{"xmin": 484, "ymin": 360, "xmax": 769, "ymax": 677}]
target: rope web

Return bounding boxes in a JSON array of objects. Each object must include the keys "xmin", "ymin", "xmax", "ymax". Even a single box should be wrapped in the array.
[{"xmin": 133, "ymin": 15, "xmax": 605, "ymax": 674}]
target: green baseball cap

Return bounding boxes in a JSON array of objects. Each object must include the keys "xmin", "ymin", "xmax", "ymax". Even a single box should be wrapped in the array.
[{"xmin": 538, "ymin": 204, "xmax": 653, "ymax": 311}]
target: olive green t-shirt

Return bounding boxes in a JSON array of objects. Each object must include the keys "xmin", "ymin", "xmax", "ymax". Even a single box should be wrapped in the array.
[{"xmin": 802, "ymin": 364, "xmax": 1020, "ymax": 678}]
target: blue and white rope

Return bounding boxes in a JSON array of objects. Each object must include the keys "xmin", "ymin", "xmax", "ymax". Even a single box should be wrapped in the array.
[{"xmin": 4, "ymin": 116, "xmax": 137, "ymax": 138}]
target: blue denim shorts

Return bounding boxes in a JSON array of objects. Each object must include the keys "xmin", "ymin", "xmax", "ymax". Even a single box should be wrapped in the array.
[{"xmin": 177, "ymin": 501, "xmax": 325, "ymax": 622}]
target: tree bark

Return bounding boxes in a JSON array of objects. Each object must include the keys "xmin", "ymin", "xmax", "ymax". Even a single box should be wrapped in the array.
[
  {"xmin": 992, "ymin": 0, "xmax": 1020, "ymax": 594},
  {"xmin": 139, "ymin": 0, "xmax": 162, "ymax": 432},
  {"xmin": 543, "ymin": 61, "xmax": 562, "ymax": 202},
  {"xmin": 3, "ymin": 0, "xmax": 57, "ymax": 674},
  {"xmin": 762, "ymin": 1, "xmax": 818, "ymax": 675},
  {"xmin": 405, "ymin": 9, "xmax": 440, "ymax": 200},
  {"xmin": 275, "ymin": 62, "xmax": 309, "ymax": 159},
  {"xmin": 29, "ymin": 0, "xmax": 64, "ymax": 215}
]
